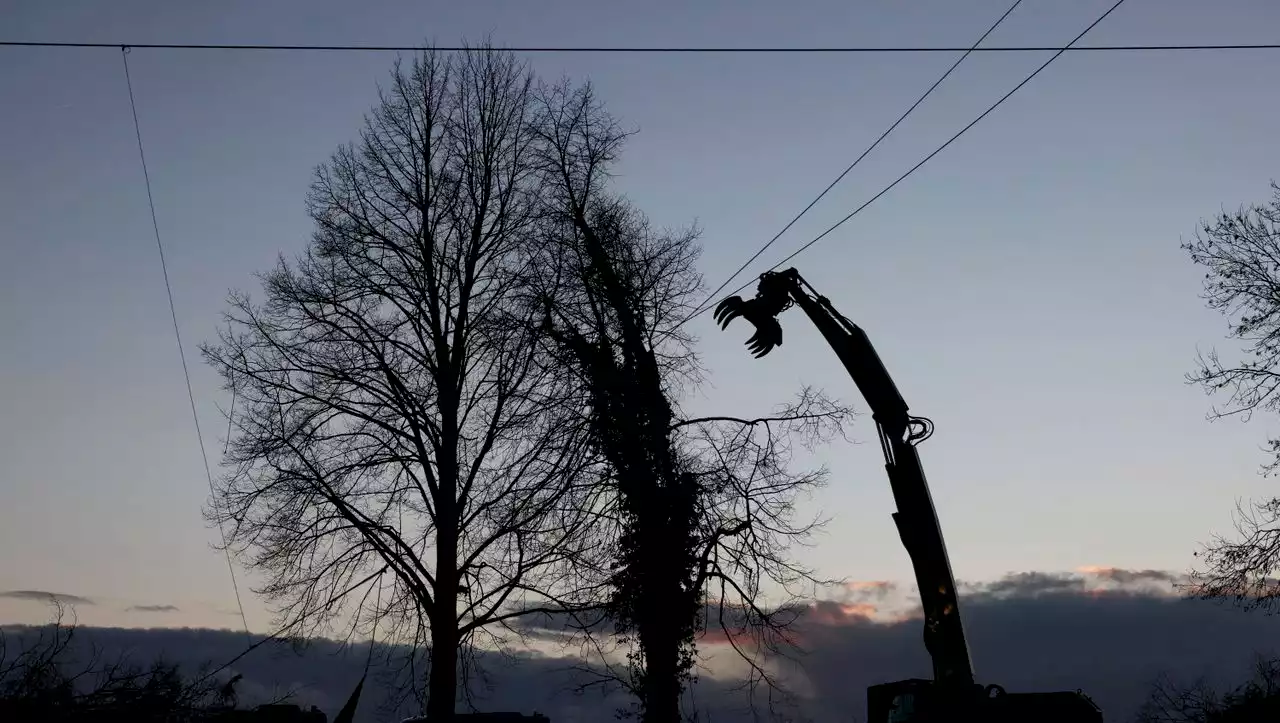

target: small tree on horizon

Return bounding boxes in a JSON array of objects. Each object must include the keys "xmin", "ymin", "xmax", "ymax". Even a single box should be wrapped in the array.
[
  {"xmin": 1136, "ymin": 654, "xmax": 1280, "ymax": 723},
  {"xmin": 0, "ymin": 602, "xmax": 238, "ymax": 723}
]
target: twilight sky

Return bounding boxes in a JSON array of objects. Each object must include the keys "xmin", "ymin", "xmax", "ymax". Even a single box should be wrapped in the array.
[{"xmin": 3, "ymin": 0, "xmax": 1280, "ymax": 638}]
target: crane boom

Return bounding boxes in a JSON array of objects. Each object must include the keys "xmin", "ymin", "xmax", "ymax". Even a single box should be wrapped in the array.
[
  {"xmin": 717, "ymin": 268, "xmax": 973, "ymax": 686},
  {"xmin": 714, "ymin": 268, "xmax": 1103, "ymax": 723}
]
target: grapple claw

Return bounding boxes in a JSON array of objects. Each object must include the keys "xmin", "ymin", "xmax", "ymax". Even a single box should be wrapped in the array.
[
  {"xmin": 713, "ymin": 288, "xmax": 786, "ymax": 358},
  {"xmin": 714, "ymin": 296, "xmax": 745, "ymax": 329}
]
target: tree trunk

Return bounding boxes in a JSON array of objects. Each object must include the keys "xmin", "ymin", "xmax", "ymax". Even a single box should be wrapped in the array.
[
  {"xmin": 635, "ymin": 518, "xmax": 687, "ymax": 723},
  {"xmin": 428, "ymin": 390, "xmax": 461, "ymax": 722},
  {"xmin": 639, "ymin": 617, "xmax": 684, "ymax": 723},
  {"xmin": 428, "ymin": 523, "xmax": 459, "ymax": 721},
  {"xmin": 641, "ymin": 614, "xmax": 686, "ymax": 722},
  {"xmin": 427, "ymin": 598, "xmax": 458, "ymax": 721}
]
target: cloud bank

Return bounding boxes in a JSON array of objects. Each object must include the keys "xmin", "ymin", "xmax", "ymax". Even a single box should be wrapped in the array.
[
  {"xmin": 3, "ymin": 568, "xmax": 1279, "ymax": 722},
  {"xmin": 126, "ymin": 604, "xmax": 181, "ymax": 613},
  {"xmin": 0, "ymin": 589, "xmax": 94, "ymax": 606}
]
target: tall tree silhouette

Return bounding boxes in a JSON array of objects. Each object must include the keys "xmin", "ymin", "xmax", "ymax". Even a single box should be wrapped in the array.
[
  {"xmin": 528, "ymin": 82, "xmax": 853, "ymax": 722},
  {"xmin": 203, "ymin": 46, "xmax": 603, "ymax": 719},
  {"xmin": 1184, "ymin": 181, "xmax": 1280, "ymax": 612}
]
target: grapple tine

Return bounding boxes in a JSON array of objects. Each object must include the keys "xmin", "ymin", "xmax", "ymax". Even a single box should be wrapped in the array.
[{"xmin": 713, "ymin": 297, "xmax": 739, "ymax": 327}]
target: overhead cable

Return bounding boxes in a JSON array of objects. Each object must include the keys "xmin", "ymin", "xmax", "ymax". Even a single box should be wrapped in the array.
[
  {"xmin": 690, "ymin": 0, "xmax": 1130, "ymax": 321},
  {"xmin": 120, "ymin": 46, "xmax": 251, "ymax": 638},
  {"xmin": 3, "ymin": 40, "xmax": 1278, "ymax": 53},
  {"xmin": 689, "ymin": 0, "xmax": 1027, "ymax": 322}
]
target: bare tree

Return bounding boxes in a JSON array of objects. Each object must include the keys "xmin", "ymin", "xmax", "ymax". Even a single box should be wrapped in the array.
[
  {"xmin": 528, "ymin": 81, "xmax": 853, "ymax": 723},
  {"xmin": 1184, "ymin": 182, "xmax": 1280, "ymax": 613},
  {"xmin": 0, "ymin": 603, "xmax": 238, "ymax": 723},
  {"xmin": 203, "ymin": 46, "xmax": 603, "ymax": 719},
  {"xmin": 1135, "ymin": 655, "xmax": 1280, "ymax": 723}
]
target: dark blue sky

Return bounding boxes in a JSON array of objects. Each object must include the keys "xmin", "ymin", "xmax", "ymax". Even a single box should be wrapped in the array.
[{"xmin": 3, "ymin": 0, "xmax": 1280, "ymax": 633}]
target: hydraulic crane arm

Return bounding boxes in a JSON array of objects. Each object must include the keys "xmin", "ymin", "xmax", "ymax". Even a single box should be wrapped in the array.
[
  {"xmin": 715, "ymin": 267, "xmax": 1104, "ymax": 722},
  {"xmin": 714, "ymin": 268, "xmax": 975, "ymax": 688}
]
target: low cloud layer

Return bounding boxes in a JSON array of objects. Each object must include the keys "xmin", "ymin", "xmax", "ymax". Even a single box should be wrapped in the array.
[
  {"xmin": 779, "ymin": 569, "xmax": 1279, "ymax": 721},
  {"xmin": 3, "ymin": 568, "xmax": 1279, "ymax": 722},
  {"xmin": 1, "ymin": 589, "xmax": 94, "ymax": 606},
  {"xmin": 126, "ymin": 604, "xmax": 180, "ymax": 613},
  {"xmin": 489, "ymin": 568, "xmax": 1280, "ymax": 721}
]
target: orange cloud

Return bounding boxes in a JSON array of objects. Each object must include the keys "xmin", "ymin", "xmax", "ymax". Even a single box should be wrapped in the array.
[
  {"xmin": 700, "ymin": 568, "xmax": 1201, "ymax": 649},
  {"xmin": 817, "ymin": 601, "xmax": 877, "ymax": 623},
  {"xmin": 1075, "ymin": 565, "xmax": 1113, "ymax": 575},
  {"xmin": 1072, "ymin": 566, "xmax": 1183, "ymax": 597}
]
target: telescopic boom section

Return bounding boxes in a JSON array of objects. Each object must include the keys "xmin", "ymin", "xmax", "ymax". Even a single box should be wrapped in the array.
[{"xmin": 714, "ymin": 268, "xmax": 975, "ymax": 688}]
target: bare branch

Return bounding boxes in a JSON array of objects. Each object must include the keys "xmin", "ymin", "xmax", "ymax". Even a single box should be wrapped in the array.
[
  {"xmin": 1184, "ymin": 181, "xmax": 1280, "ymax": 616},
  {"xmin": 1185, "ymin": 182, "xmax": 1280, "ymax": 474}
]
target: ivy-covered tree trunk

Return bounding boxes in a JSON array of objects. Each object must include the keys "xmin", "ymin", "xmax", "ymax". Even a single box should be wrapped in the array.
[
  {"xmin": 532, "ymin": 81, "xmax": 853, "ymax": 722},
  {"xmin": 540, "ymin": 206, "xmax": 703, "ymax": 722}
]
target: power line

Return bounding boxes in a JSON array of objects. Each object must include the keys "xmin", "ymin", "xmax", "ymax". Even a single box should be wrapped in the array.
[
  {"xmin": 3, "ymin": 40, "xmax": 1280, "ymax": 53},
  {"xmin": 120, "ymin": 46, "xmax": 251, "ymax": 639},
  {"xmin": 691, "ymin": 0, "xmax": 1130, "ymax": 320},
  {"xmin": 691, "ymin": 0, "xmax": 1026, "ymax": 323},
  {"xmin": 192, "ymin": 566, "xmax": 389, "ymax": 688}
]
